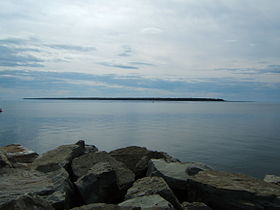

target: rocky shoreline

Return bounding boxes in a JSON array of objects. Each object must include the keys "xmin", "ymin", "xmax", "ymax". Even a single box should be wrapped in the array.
[{"xmin": 1, "ymin": 141, "xmax": 280, "ymax": 210}]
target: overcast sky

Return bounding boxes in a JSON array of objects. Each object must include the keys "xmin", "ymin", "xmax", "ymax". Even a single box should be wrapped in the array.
[{"xmin": 0, "ymin": 0, "xmax": 280, "ymax": 101}]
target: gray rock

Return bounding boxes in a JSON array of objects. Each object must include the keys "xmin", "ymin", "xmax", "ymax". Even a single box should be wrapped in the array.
[
  {"xmin": 0, "ymin": 150, "xmax": 12, "ymax": 168},
  {"xmin": 119, "ymin": 194, "xmax": 174, "ymax": 209},
  {"xmin": 0, "ymin": 144, "xmax": 38, "ymax": 164},
  {"xmin": 0, "ymin": 194, "xmax": 54, "ymax": 210},
  {"xmin": 70, "ymin": 203, "xmax": 139, "ymax": 210},
  {"xmin": 0, "ymin": 167, "xmax": 74, "ymax": 209},
  {"xmin": 109, "ymin": 146, "xmax": 178, "ymax": 178},
  {"xmin": 75, "ymin": 162, "xmax": 119, "ymax": 204},
  {"xmin": 264, "ymin": 174, "xmax": 280, "ymax": 186},
  {"xmin": 146, "ymin": 159, "xmax": 211, "ymax": 191},
  {"xmin": 72, "ymin": 151, "xmax": 135, "ymax": 193},
  {"xmin": 182, "ymin": 202, "xmax": 212, "ymax": 210},
  {"xmin": 125, "ymin": 176, "xmax": 182, "ymax": 209},
  {"xmin": 31, "ymin": 143, "xmax": 84, "ymax": 173},
  {"xmin": 188, "ymin": 170, "xmax": 280, "ymax": 210}
]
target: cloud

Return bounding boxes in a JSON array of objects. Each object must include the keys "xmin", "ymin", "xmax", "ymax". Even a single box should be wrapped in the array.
[
  {"xmin": 97, "ymin": 62, "xmax": 138, "ymax": 70},
  {"xmin": 46, "ymin": 44, "xmax": 96, "ymax": 52},
  {"xmin": 0, "ymin": 46, "xmax": 44, "ymax": 67},
  {"xmin": 118, "ymin": 45, "xmax": 133, "ymax": 57},
  {"xmin": 141, "ymin": 27, "xmax": 162, "ymax": 34}
]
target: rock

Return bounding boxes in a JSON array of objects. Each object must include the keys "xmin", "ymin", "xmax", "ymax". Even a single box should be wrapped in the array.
[
  {"xmin": 75, "ymin": 140, "xmax": 98, "ymax": 154},
  {"xmin": 109, "ymin": 146, "xmax": 178, "ymax": 178},
  {"xmin": 146, "ymin": 159, "xmax": 211, "ymax": 191},
  {"xmin": 125, "ymin": 176, "xmax": 182, "ymax": 209},
  {"xmin": 0, "ymin": 144, "xmax": 38, "ymax": 164},
  {"xmin": 75, "ymin": 162, "xmax": 119, "ymax": 204},
  {"xmin": 182, "ymin": 202, "xmax": 212, "ymax": 210},
  {"xmin": 72, "ymin": 151, "xmax": 135, "ymax": 195},
  {"xmin": 0, "ymin": 167, "xmax": 75, "ymax": 209},
  {"xmin": 187, "ymin": 170, "xmax": 280, "ymax": 210},
  {"xmin": 31, "ymin": 143, "xmax": 85, "ymax": 173},
  {"xmin": 70, "ymin": 203, "xmax": 139, "ymax": 210},
  {"xmin": 0, "ymin": 194, "xmax": 54, "ymax": 210},
  {"xmin": 0, "ymin": 150, "xmax": 12, "ymax": 168},
  {"xmin": 119, "ymin": 194, "xmax": 174, "ymax": 209},
  {"xmin": 264, "ymin": 174, "xmax": 280, "ymax": 186}
]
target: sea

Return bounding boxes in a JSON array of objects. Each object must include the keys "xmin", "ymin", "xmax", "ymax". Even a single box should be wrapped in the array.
[{"xmin": 0, "ymin": 99, "xmax": 279, "ymax": 178}]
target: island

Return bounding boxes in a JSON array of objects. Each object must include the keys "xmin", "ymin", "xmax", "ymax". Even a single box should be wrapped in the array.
[{"xmin": 23, "ymin": 97, "xmax": 225, "ymax": 102}]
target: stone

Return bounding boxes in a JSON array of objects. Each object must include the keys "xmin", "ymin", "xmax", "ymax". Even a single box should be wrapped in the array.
[
  {"xmin": 31, "ymin": 143, "xmax": 85, "ymax": 173},
  {"xmin": 125, "ymin": 176, "xmax": 182, "ymax": 209},
  {"xmin": 182, "ymin": 202, "xmax": 212, "ymax": 210},
  {"xmin": 72, "ymin": 151, "xmax": 135, "ymax": 194},
  {"xmin": 0, "ymin": 194, "xmax": 54, "ymax": 210},
  {"xmin": 264, "ymin": 174, "xmax": 280, "ymax": 186},
  {"xmin": 146, "ymin": 159, "xmax": 211, "ymax": 191},
  {"xmin": 119, "ymin": 194, "xmax": 174, "ymax": 209},
  {"xmin": 0, "ymin": 144, "xmax": 38, "ymax": 164},
  {"xmin": 0, "ymin": 150, "xmax": 12, "ymax": 168},
  {"xmin": 109, "ymin": 146, "xmax": 179, "ymax": 178},
  {"xmin": 75, "ymin": 162, "xmax": 119, "ymax": 204},
  {"xmin": 0, "ymin": 167, "xmax": 75, "ymax": 209},
  {"xmin": 187, "ymin": 170, "xmax": 280, "ymax": 210},
  {"xmin": 70, "ymin": 203, "xmax": 139, "ymax": 210}
]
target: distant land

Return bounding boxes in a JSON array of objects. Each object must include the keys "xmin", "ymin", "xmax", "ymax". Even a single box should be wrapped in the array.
[{"xmin": 23, "ymin": 97, "xmax": 225, "ymax": 102}]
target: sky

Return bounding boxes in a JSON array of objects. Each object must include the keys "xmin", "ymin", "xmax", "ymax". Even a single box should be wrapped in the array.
[{"xmin": 0, "ymin": 0, "xmax": 280, "ymax": 101}]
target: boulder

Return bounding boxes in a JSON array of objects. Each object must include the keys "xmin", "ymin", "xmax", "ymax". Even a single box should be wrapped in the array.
[
  {"xmin": 125, "ymin": 176, "xmax": 182, "ymax": 209},
  {"xmin": 0, "ymin": 194, "xmax": 54, "ymax": 210},
  {"xmin": 72, "ymin": 151, "xmax": 135, "ymax": 194},
  {"xmin": 182, "ymin": 202, "xmax": 212, "ymax": 210},
  {"xmin": 70, "ymin": 203, "xmax": 139, "ymax": 210},
  {"xmin": 109, "ymin": 146, "xmax": 178, "ymax": 178},
  {"xmin": 0, "ymin": 150, "xmax": 12, "ymax": 168},
  {"xmin": 0, "ymin": 144, "xmax": 38, "ymax": 164},
  {"xmin": 146, "ymin": 159, "xmax": 211, "ymax": 191},
  {"xmin": 119, "ymin": 194, "xmax": 173, "ymax": 209},
  {"xmin": 187, "ymin": 170, "xmax": 280, "ymax": 210},
  {"xmin": 0, "ymin": 167, "xmax": 75, "ymax": 209},
  {"xmin": 31, "ymin": 143, "xmax": 85, "ymax": 173},
  {"xmin": 75, "ymin": 162, "xmax": 119, "ymax": 204},
  {"xmin": 264, "ymin": 174, "xmax": 280, "ymax": 186}
]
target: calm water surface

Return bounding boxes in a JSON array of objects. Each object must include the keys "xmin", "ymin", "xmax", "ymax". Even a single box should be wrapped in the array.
[{"xmin": 0, "ymin": 99, "xmax": 279, "ymax": 178}]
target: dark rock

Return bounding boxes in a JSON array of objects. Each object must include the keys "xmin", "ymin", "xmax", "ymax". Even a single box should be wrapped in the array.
[
  {"xmin": 0, "ymin": 150, "xmax": 12, "ymax": 168},
  {"xmin": 264, "ymin": 174, "xmax": 280, "ymax": 186},
  {"xmin": 70, "ymin": 203, "xmax": 139, "ymax": 210},
  {"xmin": 125, "ymin": 176, "xmax": 182, "ymax": 209},
  {"xmin": 31, "ymin": 143, "xmax": 85, "ymax": 173},
  {"xmin": 0, "ymin": 167, "xmax": 75, "ymax": 210},
  {"xmin": 146, "ymin": 159, "xmax": 211, "ymax": 191},
  {"xmin": 0, "ymin": 144, "xmax": 38, "ymax": 164},
  {"xmin": 75, "ymin": 162, "xmax": 119, "ymax": 204},
  {"xmin": 188, "ymin": 170, "xmax": 280, "ymax": 210},
  {"xmin": 182, "ymin": 202, "xmax": 212, "ymax": 210},
  {"xmin": 72, "ymin": 151, "xmax": 135, "ymax": 195},
  {"xmin": 119, "ymin": 194, "xmax": 174, "ymax": 209},
  {"xmin": 0, "ymin": 194, "xmax": 54, "ymax": 210},
  {"xmin": 109, "ymin": 146, "xmax": 178, "ymax": 178}
]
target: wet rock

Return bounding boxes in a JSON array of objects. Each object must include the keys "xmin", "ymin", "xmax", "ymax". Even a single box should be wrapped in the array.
[
  {"xmin": 264, "ymin": 174, "xmax": 280, "ymax": 186},
  {"xmin": 109, "ymin": 146, "xmax": 178, "ymax": 178},
  {"xmin": 119, "ymin": 194, "xmax": 173, "ymax": 209},
  {"xmin": 146, "ymin": 159, "xmax": 211, "ymax": 191},
  {"xmin": 75, "ymin": 162, "xmax": 119, "ymax": 204},
  {"xmin": 72, "ymin": 151, "xmax": 135, "ymax": 195},
  {"xmin": 70, "ymin": 203, "xmax": 139, "ymax": 210},
  {"xmin": 0, "ymin": 144, "xmax": 38, "ymax": 164},
  {"xmin": 125, "ymin": 176, "xmax": 182, "ymax": 209},
  {"xmin": 0, "ymin": 167, "xmax": 75, "ymax": 209},
  {"xmin": 0, "ymin": 150, "xmax": 12, "ymax": 168},
  {"xmin": 182, "ymin": 202, "xmax": 212, "ymax": 210},
  {"xmin": 31, "ymin": 143, "xmax": 85, "ymax": 173},
  {"xmin": 0, "ymin": 194, "xmax": 54, "ymax": 210},
  {"xmin": 188, "ymin": 170, "xmax": 280, "ymax": 210}
]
